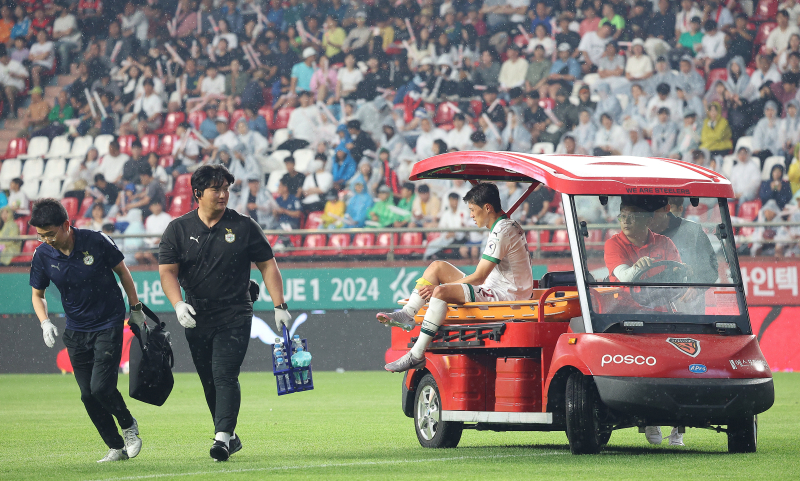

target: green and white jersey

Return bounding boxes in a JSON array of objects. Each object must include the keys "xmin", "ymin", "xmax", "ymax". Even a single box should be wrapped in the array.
[{"xmin": 480, "ymin": 215, "xmax": 533, "ymax": 300}]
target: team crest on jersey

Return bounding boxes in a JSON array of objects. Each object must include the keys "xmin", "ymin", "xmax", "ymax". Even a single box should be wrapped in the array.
[
  {"xmin": 224, "ymin": 228, "xmax": 236, "ymax": 243},
  {"xmin": 487, "ymin": 241, "xmax": 496, "ymax": 253},
  {"xmin": 82, "ymin": 251, "xmax": 94, "ymax": 265},
  {"xmin": 666, "ymin": 337, "xmax": 701, "ymax": 357}
]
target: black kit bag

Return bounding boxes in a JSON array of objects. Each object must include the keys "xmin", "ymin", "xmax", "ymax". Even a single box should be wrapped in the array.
[{"xmin": 129, "ymin": 304, "xmax": 175, "ymax": 406}]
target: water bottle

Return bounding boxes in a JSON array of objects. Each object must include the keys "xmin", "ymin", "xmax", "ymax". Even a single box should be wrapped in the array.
[
  {"xmin": 291, "ymin": 335, "xmax": 303, "ymax": 354},
  {"xmin": 274, "ymin": 355, "xmax": 288, "ymax": 391},
  {"xmin": 291, "ymin": 346, "xmax": 313, "ymax": 384}
]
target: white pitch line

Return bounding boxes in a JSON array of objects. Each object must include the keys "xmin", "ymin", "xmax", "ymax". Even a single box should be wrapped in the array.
[{"xmin": 89, "ymin": 451, "xmax": 567, "ymax": 481}]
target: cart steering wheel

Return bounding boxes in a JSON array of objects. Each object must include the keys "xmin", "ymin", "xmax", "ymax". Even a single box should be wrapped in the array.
[{"xmin": 629, "ymin": 260, "xmax": 690, "ymax": 311}]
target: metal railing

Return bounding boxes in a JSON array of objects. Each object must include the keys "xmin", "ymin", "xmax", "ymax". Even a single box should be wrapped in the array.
[{"xmin": 4, "ymin": 221, "xmax": 799, "ymax": 263}]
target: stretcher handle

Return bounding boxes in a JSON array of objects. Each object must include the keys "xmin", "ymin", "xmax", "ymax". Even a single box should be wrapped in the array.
[{"xmin": 537, "ymin": 286, "xmax": 578, "ymax": 323}]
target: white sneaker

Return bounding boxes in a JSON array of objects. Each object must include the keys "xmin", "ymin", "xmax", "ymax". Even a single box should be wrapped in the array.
[
  {"xmin": 668, "ymin": 426, "xmax": 685, "ymax": 446},
  {"xmin": 97, "ymin": 448, "xmax": 129, "ymax": 463},
  {"xmin": 376, "ymin": 310, "xmax": 415, "ymax": 331},
  {"xmin": 384, "ymin": 351, "xmax": 426, "ymax": 373},
  {"xmin": 644, "ymin": 426, "xmax": 663, "ymax": 445},
  {"xmin": 122, "ymin": 418, "xmax": 142, "ymax": 458}
]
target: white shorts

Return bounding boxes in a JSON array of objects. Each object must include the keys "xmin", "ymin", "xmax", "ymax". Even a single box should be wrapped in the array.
[{"xmin": 459, "ymin": 284, "xmax": 514, "ymax": 303}]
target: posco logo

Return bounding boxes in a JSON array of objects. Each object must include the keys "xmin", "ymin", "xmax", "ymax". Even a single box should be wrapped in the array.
[{"xmin": 601, "ymin": 354, "xmax": 657, "ymax": 367}]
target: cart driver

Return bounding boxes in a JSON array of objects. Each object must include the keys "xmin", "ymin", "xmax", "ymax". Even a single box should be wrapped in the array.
[
  {"xmin": 377, "ymin": 182, "xmax": 533, "ymax": 373},
  {"xmin": 604, "ymin": 195, "xmax": 684, "ymax": 292}
]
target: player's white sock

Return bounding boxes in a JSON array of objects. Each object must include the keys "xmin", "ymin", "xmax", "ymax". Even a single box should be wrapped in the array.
[
  {"xmin": 410, "ymin": 298, "xmax": 447, "ymax": 358},
  {"xmin": 215, "ymin": 432, "xmax": 231, "ymax": 445},
  {"xmin": 402, "ymin": 290, "xmax": 426, "ymax": 317}
]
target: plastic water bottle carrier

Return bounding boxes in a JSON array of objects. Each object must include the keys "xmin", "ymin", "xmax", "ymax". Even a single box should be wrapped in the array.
[{"xmin": 272, "ymin": 326, "xmax": 314, "ymax": 395}]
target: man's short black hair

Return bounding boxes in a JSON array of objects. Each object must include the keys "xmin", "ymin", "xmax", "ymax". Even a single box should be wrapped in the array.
[
  {"xmin": 448, "ymin": 192, "xmax": 460, "ymax": 200},
  {"xmin": 10, "ymin": 177, "xmax": 22, "ymax": 187},
  {"xmin": 470, "ymin": 131, "xmax": 486, "ymax": 143},
  {"xmin": 418, "ymin": 184, "xmax": 429, "ymax": 194},
  {"xmin": 454, "ymin": 113, "xmax": 465, "ymax": 121},
  {"xmin": 131, "ymin": 140, "xmax": 142, "ymax": 149},
  {"xmin": 347, "ymin": 119, "xmax": 361, "ymax": 130},
  {"xmin": 656, "ymin": 82, "xmax": 671, "ymax": 95},
  {"xmin": 402, "ymin": 182, "xmax": 415, "ymax": 192},
  {"xmin": 29, "ymin": 198, "xmax": 69, "ymax": 228},
  {"xmin": 463, "ymin": 183, "xmax": 502, "ymax": 213},
  {"xmin": 139, "ymin": 165, "xmax": 153, "ymax": 177},
  {"xmin": 191, "ymin": 164, "xmax": 235, "ymax": 200},
  {"xmin": 143, "ymin": 78, "xmax": 154, "ymax": 87},
  {"xmin": 94, "ymin": 173, "xmax": 106, "ymax": 183},
  {"xmin": 704, "ymin": 19, "xmax": 717, "ymax": 32}
]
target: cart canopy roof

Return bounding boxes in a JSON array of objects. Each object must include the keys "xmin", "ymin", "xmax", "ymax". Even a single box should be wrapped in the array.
[{"xmin": 410, "ymin": 152, "xmax": 734, "ymax": 198}]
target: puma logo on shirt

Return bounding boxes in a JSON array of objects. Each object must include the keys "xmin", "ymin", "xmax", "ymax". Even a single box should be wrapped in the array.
[{"xmin": 190, "ymin": 236, "xmax": 200, "ymax": 243}]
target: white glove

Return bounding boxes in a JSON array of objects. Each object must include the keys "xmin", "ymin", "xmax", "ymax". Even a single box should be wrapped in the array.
[
  {"xmin": 129, "ymin": 305, "xmax": 146, "ymax": 331},
  {"xmin": 41, "ymin": 319, "xmax": 58, "ymax": 348},
  {"xmin": 175, "ymin": 301, "xmax": 197, "ymax": 328},
  {"xmin": 274, "ymin": 307, "xmax": 292, "ymax": 332}
]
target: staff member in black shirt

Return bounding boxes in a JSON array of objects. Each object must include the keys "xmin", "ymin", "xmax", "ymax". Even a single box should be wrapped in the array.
[
  {"xmin": 158, "ymin": 164, "xmax": 291, "ymax": 462},
  {"xmin": 29, "ymin": 199, "xmax": 145, "ymax": 463}
]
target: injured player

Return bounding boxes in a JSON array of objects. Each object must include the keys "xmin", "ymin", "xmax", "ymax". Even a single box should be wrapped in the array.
[{"xmin": 378, "ymin": 182, "xmax": 534, "ymax": 372}]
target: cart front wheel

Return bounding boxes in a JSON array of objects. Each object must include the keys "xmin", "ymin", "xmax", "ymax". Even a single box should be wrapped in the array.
[
  {"xmin": 728, "ymin": 415, "xmax": 757, "ymax": 453},
  {"xmin": 414, "ymin": 374, "xmax": 463, "ymax": 448},
  {"xmin": 565, "ymin": 372, "xmax": 605, "ymax": 454}
]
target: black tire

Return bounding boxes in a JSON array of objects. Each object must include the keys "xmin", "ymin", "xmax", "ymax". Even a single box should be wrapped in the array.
[
  {"xmin": 414, "ymin": 374, "xmax": 463, "ymax": 448},
  {"xmin": 598, "ymin": 430, "xmax": 612, "ymax": 446},
  {"xmin": 728, "ymin": 415, "xmax": 758, "ymax": 453},
  {"xmin": 565, "ymin": 372, "xmax": 605, "ymax": 454}
]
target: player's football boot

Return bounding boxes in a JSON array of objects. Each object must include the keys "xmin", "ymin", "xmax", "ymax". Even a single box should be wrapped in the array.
[
  {"xmin": 668, "ymin": 427, "xmax": 685, "ymax": 446},
  {"xmin": 210, "ymin": 440, "xmax": 230, "ymax": 461},
  {"xmin": 97, "ymin": 448, "xmax": 129, "ymax": 463},
  {"xmin": 644, "ymin": 426, "xmax": 663, "ymax": 444},
  {"xmin": 229, "ymin": 434, "xmax": 242, "ymax": 456},
  {"xmin": 376, "ymin": 310, "xmax": 415, "ymax": 331},
  {"xmin": 384, "ymin": 351, "xmax": 426, "ymax": 372},
  {"xmin": 122, "ymin": 418, "xmax": 142, "ymax": 458}
]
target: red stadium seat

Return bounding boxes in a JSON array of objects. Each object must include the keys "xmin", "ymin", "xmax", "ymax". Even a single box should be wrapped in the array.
[
  {"xmin": 526, "ymin": 230, "xmax": 540, "ymax": 252},
  {"xmin": 541, "ymin": 229, "xmax": 569, "ymax": 252},
  {"xmin": 374, "ymin": 232, "xmax": 396, "ymax": 255},
  {"xmin": 585, "ymin": 229, "xmax": 604, "ymax": 250},
  {"xmin": 351, "ymin": 233, "xmax": 375, "ymax": 256},
  {"xmin": 3, "ymin": 137, "xmax": 28, "ymax": 159},
  {"xmin": 705, "ymin": 68, "xmax": 728, "ymax": 90},
  {"xmin": 738, "ymin": 200, "xmax": 762, "ymax": 221},
  {"xmin": 157, "ymin": 134, "xmax": 179, "ymax": 157},
  {"xmin": 328, "ymin": 233, "xmax": 350, "ymax": 255},
  {"xmin": 539, "ymin": 98, "xmax": 555, "ymax": 110},
  {"xmin": 684, "ymin": 203, "xmax": 709, "ymax": 221},
  {"xmin": 60, "ymin": 197, "xmax": 79, "ymax": 221},
  {"xmin": 159, "ymin": 156, "xmax": 175, "ymax": 168},
  {"xmin": 140, "ymin": 134, "xmax": 159, "ymax": 155},
  {"xmin": 434, "ymin": 102, "xmax": 457, "ymax": 127},
  {"xmin": 604, "ymin": 228, "xmax": 621, "ymax": 241},
  {"xmin": 395, "ymin": 232, "xmax": 424, "ymax": 256},
  {"xmin": 15, "ymin": 218, "xmax": 29, "ymax": 235},
  {"xmin": 752, "ymin": 0, "xmax": 779, "ymax": 22},
  {"xmin": 470, "ymin": 99, "xmax": 483, "ymax": 118},
  {"xmin": 272, "ymin": 107, "xmax": 294, "ymax": 130},
  {"xmin": 152, "ymin": 112, "xmax": 186, "ymax": 135},
  {"xmin": 229, "ymin": 109, "xmax": 246, "ymax": 130},
  {"xmin": 755, "ymin": 22, "xmax": 778, "ymax": 47},
  {"xmin": 117, "ymin": 135, "xmax": 136, "ymax": 156},
  {"xmin": 78, "ymin": 196, "xmax": 95, "ymax": 217},
  {"xmin": 295, "ymin": 234, "xmax": 327, "ymax": 257},
  {"xmin": 11, "ymin": 240, "xmax": 41, "ymax": 264},
  {"xmin": 303, "ymin": 211, "xmax": 324, "ymax": 230},
  {"xmin": 168, "ymin": 194, "xmax": 193, "ymax": 217},
  {"xmin": 74, "ymin": 218, "xmax": 92, "ymax": 228},
  {"xmin": 188, "ymin": 110, "xmax": 207, "ymax": 129},
  {"xmin": 173, "ymin": 174, "xmax": 193, "ymax": 195},
  {"xmin": 258, "ymin": 105, "xmax": 274, "ymax": 124}
]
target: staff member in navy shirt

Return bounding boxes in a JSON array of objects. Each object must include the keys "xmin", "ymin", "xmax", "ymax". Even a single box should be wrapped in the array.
[
  {"xmin": 158, "ymin": 164, "xmax": 291, "ymax": 462},
  {"xmin": 29, "ymin": 199, "xmax": 146, "ymax": 463}
]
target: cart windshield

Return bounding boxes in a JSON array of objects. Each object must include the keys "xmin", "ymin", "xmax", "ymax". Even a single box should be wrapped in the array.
[{"xmin": 572, "ymin": 195, "xmax": 749, "ymax": 334}]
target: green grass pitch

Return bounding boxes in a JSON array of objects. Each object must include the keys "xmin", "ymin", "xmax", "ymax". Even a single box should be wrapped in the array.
[{"xmin": 1, "ymin": 372, "xmax": 798, "ymax": 480}]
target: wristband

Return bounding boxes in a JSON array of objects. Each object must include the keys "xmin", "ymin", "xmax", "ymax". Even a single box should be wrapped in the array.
[
  {"xmin": 274, "ymin": 303, "xmax": 288, "ymax": 310},
  {"xmin": 131, "ymin": 302, "xmax": 143, "ymax": 311}
]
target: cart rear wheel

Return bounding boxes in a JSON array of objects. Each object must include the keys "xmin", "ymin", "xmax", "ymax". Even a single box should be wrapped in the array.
[
  {"xmin": 414, "ymin": 374, "xmax": 463, "ymax": 448},
  {"xmin": 728, "ymin": 415, "xmax": 757, "ymax": 453},
  {"xmin": 565, "ymin": 372, "xmax": 605, "ymax": 454}
]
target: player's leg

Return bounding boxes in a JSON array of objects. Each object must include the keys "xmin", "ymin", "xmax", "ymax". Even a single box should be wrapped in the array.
[
  {"xmin": 185, "ymin": 326, "xmax": 218, "ymax": 423},
  {"xmin": 385, "ymin": 284, "xmax": 467, "ymax": 373},
  {"xmin": 89, "ymin": 324, "xmax": 141, "ymax": 458},
  {"xmin": 377, "ymin": 261, "xmax": 465, "ymax": 328},
  {"xmin": 208, "ymin": 317, "xmax": 251, "ymax": 461},
  {"xmin": 63, "ymin": 329, "xmax": 128, "ymax": 461}
]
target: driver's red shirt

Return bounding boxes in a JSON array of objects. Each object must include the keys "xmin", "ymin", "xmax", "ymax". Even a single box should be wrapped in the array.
[{"xmin": 605, "ymin": 230, "xmax": 681, "ymax": 282}]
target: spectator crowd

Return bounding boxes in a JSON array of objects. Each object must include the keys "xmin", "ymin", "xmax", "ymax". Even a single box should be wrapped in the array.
[{"xmin": 2, "ymin": 0, "xmax": 800, "ymax": 262}]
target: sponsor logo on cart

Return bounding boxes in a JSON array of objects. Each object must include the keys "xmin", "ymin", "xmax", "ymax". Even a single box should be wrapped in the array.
[
  {"xmin": 666, "ymin": 337, "xmax": 701, "ymax": 357},
  {"xmin": 729, "ymin": 359, "xmax": 769, "ymax": 371},
  {"xmin": 601, "ymin": 354, "xmax": 657, "ymax": 367},
  {"xmin": 688, "ymin": 364, "xmax": 707, "ymax": 373}
]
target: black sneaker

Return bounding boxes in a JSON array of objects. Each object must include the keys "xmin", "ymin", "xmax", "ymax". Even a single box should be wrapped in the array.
[
  {"xmin": 229, "ymin": 434, "xmax": 242, "ymax": 456},
  {"xmin": 210, "ymin": 440, "xmax": 230, "ymax": 461}
]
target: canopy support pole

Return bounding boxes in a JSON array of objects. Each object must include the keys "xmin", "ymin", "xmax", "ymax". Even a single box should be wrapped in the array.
[{"xmin": 507, "ymin": 182, "xmax": 540, "ymax": 217}]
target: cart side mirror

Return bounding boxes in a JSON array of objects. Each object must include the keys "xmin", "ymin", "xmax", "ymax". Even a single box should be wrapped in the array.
[
  {"xmin": 690, "ymin": 197, "xmax": 700, "ymax": 207},
  {"xmin": 579, "ymin": 220, "xmax": 589, "ymax": 238}
]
